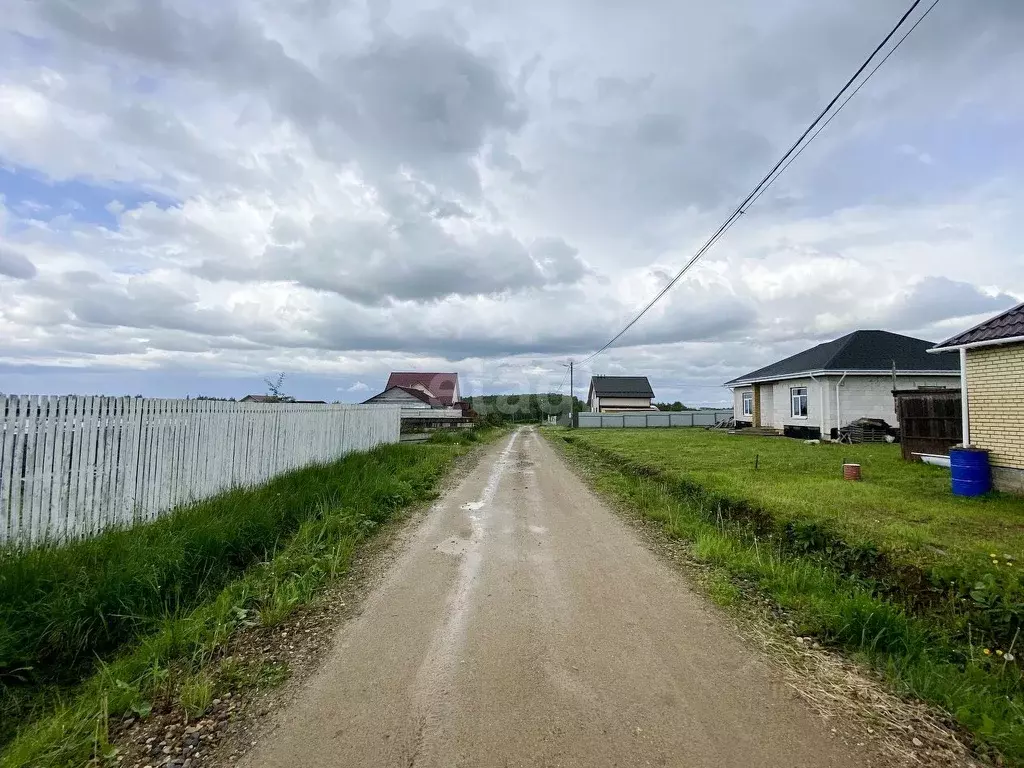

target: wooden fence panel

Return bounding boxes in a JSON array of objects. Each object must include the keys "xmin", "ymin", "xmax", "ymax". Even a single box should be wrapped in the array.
[
  {"xmin": 894, "ymin": 389, "xmax": 962, "ymax": 461},
  {"xmin": 0, "ymin": 399, "xmax": 400, "ymax": 546}
]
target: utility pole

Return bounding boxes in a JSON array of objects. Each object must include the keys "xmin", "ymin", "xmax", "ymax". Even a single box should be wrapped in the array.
[
  {"xmin": 570, "ymin": 360, "xmax": 575, "ymax": 428},
  {"xmin": 562, "ymin": 360, "xmax": 576, "ymax": 428}
]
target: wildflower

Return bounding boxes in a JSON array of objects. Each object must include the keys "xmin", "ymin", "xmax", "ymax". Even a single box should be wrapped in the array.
[
  {"xmin": 991, "ymin": 553, "xmax": 998, "ymax": 558},
  {"xmin": 1006, "ymin": 653, "xmax": 1016, "ymax": 662},
  {"xmin": 997, "ymin": 650, "xmax": 1005, "ymax": 656},
  {"xmin": 992, "ymin": 560, "xmax": 999, "ymax": 565},
  {"xmin": 984, "ymin": 648, "xmax": 992, "ymax": 656}
]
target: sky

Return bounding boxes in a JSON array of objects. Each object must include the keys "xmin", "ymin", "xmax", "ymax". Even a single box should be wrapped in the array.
[{"xmin": 0, "ymin": 0, "xmax": 1022, "ymax": 406}]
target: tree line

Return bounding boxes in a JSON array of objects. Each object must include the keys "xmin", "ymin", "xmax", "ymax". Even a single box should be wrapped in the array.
[{"xmin": 465, "ymin": 393, "xmax": 583, "ymax": 425}]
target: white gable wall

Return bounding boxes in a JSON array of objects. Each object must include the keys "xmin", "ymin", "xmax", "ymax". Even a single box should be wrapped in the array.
[{"xmin": 363, "ymin": 388, "xmax": 432, "ymax": 408}]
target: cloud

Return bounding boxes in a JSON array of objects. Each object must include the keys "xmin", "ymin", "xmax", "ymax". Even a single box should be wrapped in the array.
[
  {"xmin": 885, "ymin": 276, "xmax": 1017, "ymax": 331},
  {"xmin": 0, "ymin": 247, "xmax": 38, "ymax": 279},
  {"xmin": 0, "ymin": 0, "xmax": 1023, "ymax": 406},
  {"xmin": 27, "ymin": 2, "xmax": 523, "ymax": 194},
  {"xmin": 897, "ymin": 144, "xmax": 935, "ymax": 166},
  {"xmin": 345, "ymin": 381, "xmax": 370, "ymax": 393}
]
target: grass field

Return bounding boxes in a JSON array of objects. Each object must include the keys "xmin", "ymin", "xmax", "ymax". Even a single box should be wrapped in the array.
[
  {"xmin": 0, "ymin": 431, "xmax": 489, "ymax": 768},
  {"xmin": 569, "ymin": 428, "xmax": 1024, "ymax": 570},
  {"xmin": 551, "ymin": 427, "xmax": 1024, "ymax": 763}
]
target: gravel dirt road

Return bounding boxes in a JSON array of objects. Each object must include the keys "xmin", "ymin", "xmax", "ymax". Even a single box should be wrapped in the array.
[{"xmin": 242, "ymin": 428, "xmax": 866, "ymax": 767}]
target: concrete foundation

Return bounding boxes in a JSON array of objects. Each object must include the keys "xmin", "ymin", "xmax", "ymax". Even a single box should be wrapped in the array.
[{"xmin": 992, "ymin": 465, "xmax": 1024, "ymax": 495}]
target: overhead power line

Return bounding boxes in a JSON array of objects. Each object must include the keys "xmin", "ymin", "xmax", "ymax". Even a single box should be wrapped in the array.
[
  {"xmin": 554, "ymin": 362, "xmax": 571, "ymax": 395},
  {"xmin": 578, "ymin": 0, "xmax": 938, "ymax": 366},
  {"xmin": 745, "ymin": 0, "xmax": 941, "ymax": 212}
]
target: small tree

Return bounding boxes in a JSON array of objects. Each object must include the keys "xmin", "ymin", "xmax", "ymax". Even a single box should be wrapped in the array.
[{"xmin": 263, "ymin": 373, "xmax": 296, "ymax": 403}]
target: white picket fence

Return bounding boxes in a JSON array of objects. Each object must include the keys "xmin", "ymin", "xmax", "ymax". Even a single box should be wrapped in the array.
[{"xmin": 0, "ymin": 396, "xmax": 401, "ymax": 546}]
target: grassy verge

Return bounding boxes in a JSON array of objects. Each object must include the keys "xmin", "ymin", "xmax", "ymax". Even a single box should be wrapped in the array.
[
  {"xmin": 1, "ymin": 435, "xmax": 488, "ymax": 768},
  {"xmin": 549, "ymin": 429, "xmax": 1024, "ymax": 764}
]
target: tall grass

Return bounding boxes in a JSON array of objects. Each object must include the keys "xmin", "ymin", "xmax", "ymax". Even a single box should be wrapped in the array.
[
  {"xmin": 555, "ymin": 434, "xmax": 1024, "ymax": 764},
  {"xmin": 0, "ymin": 441, "xmax": 462, "ymax": 758}
]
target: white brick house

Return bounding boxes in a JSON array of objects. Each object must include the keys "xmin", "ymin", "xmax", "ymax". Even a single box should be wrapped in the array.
[{"xmin": 725, "ymin": 330, "xmax": 961, "ymax": 439}]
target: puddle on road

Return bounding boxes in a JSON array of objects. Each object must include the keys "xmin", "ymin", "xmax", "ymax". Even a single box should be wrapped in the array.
[{"xmin": 435, "ymin": 537, "xmax": 471, "ymax": 556}]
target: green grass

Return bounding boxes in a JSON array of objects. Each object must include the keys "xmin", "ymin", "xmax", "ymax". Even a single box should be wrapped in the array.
[
  {"xmin": 426, "ymin": 426, "xmax": 502, "ymax": 446},
  {"xmin": 571, "ymin": 428, "xmax": 1024, "ymax": 566},
  {"xmin": 178, "ymin": 672, "xmax": 213, "ymax": 719},
  {"xmin": 0, "ymin": 437, "xmax": 480, "ymax": 768},
  {"xmin": 550, "ymin": 428, "xmax": 1024, "ymax": 764}
]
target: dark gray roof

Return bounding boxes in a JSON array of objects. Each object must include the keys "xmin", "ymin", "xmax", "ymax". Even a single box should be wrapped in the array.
[
  {"xmin": 725, "ymin": 330, "xmax": 960, "ymax": 386},
  {"xmin": 932, "ymin": 302, "xmax": 1024, "ymax": 350},
  {"xmin": 589, "ymin": 375, "xmax": 655, "ymax": 399}
]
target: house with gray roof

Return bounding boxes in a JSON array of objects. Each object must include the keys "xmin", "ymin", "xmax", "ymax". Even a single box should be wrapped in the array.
[
  {"xmin": 587, "ymin": 376, "xmax": 657, "ymax": 412},
  {"xmin": 725, "ymin": 330, "xmax": 960, "ymax": 439},
  {"xmin": 931, "ymin": 301, "xmax": 1024, "ymax": 493}
]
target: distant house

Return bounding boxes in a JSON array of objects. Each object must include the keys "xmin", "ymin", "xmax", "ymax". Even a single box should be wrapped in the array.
[
  {"xmin": 930, "ymin": 301, "xmax": 1024, "ymax": 493},
  {"xmin": 587, "ymin": 376, "xmax": 656, "ymax": 413},
  {"xmin": 362, "ymin": 386, "xmax": 440, "ymax": 408},
  {"xmin": 362, "ymin": 372, "xmax": 461, "ymax": 409},
  {"xmin": 239, "ymin": 395, "xmax": 327, "ymax": 404},
  {"xmin": 725, "ymin": 330, "xmax": 960, "ymax": 439}
]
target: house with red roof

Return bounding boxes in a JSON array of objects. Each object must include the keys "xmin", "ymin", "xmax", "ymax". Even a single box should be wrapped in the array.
[{"xmin": 362, "ymin": 372, "xmax": 461, "ymax": 409}]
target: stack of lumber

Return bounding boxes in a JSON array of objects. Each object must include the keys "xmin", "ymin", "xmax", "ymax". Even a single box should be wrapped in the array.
[{"xmin": 841, "ymin": 418, "xmax": 890, "ymax": 444}]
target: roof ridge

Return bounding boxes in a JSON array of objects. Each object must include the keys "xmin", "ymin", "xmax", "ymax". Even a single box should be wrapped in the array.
[{"xmin": 819, "ymin": 329, "xmax": 861, "ymax": 369}]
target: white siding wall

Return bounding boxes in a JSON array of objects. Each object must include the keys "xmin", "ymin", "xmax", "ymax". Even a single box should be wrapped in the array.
[
  {"xmin": 364, "ymin": 388, "xmax": 431, "ymax": 407},
  {"xmin": 596, "ymin": 396, "xmax": 653, "ymax": 411}
]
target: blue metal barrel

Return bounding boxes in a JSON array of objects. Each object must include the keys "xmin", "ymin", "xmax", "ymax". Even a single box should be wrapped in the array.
[{"xmin": 950, "ymin": 448, "xmax": 992, "ymax": 497}]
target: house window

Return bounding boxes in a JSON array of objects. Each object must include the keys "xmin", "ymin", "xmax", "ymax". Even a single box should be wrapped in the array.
[
  {"xmin": 741, "ymin": 392, "xmax": 753, "ymax": 417},
  {"xmin": 791, "ymin": 387, "xmax": 808, "ymax": 418}
]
